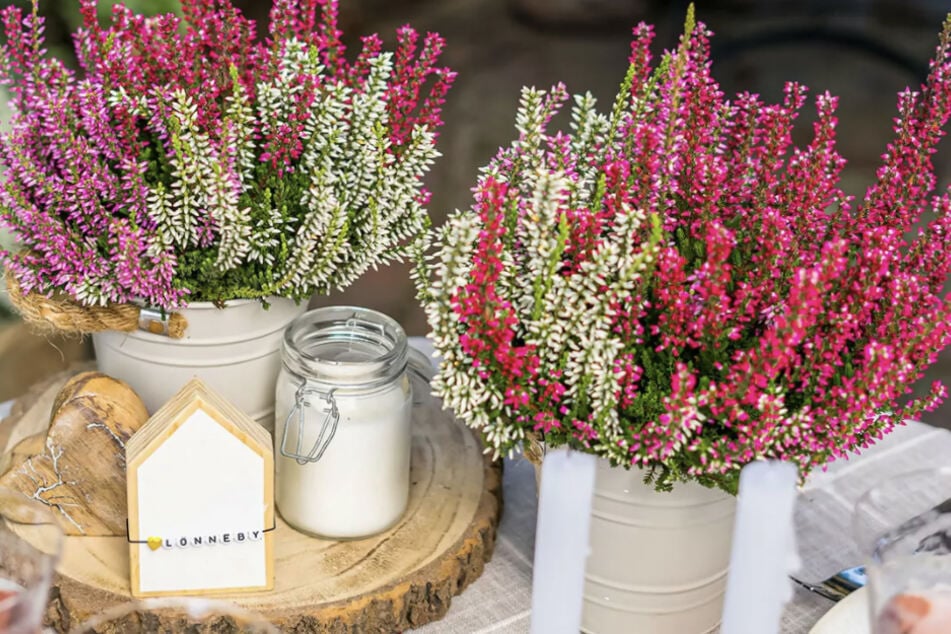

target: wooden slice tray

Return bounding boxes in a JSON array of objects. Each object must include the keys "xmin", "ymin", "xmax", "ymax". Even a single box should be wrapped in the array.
[{"xmin": 0, "ymin": 369, "xmax": 503, "ymax": 633}]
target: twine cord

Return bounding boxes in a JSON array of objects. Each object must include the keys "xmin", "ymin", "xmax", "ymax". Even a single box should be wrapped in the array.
[{"xmin": 4, "ymin": 270, "xmax": 188, "ymax": 339}]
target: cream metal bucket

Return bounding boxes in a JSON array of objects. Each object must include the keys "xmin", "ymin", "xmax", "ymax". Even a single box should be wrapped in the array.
[
  {"xmin": 92, "ymin": 297, "xmax": 306, "ymax": 432},
  {"xmin": 581, "ymin": 458, "xmax": 736, "ymax": 633}
]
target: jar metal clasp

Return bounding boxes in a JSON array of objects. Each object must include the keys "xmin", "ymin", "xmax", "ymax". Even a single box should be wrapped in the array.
[{"xmin": 280, "ymin": 383, "xmax": 340, "ymax": 465}]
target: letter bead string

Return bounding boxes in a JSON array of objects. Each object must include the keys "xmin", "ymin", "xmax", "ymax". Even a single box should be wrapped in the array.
[{"xmin": 126, "ymin": 521, "xmax": 276, "ymax": 552}]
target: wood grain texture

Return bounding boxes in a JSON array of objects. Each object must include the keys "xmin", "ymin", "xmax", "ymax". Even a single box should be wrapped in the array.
[
  {"xmin": 0, "ymin": 366, "xmax": 94, "ymax": 475},
  {"xmin": 1, "ymin": 372, "xmax": 148, "ymax": 536},
  {"xmin": 3, "ymin": 372, "xmax": 503, "ymax": 633}
]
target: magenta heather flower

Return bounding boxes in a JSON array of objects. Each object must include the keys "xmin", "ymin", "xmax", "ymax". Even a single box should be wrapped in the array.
[
  {"xmin": 420, "ymin": 9, "xmax": 951, "ymax": 492},
  {"xmin": 1, "ymin": 0, "xmax": 456, "ymax": 308}
]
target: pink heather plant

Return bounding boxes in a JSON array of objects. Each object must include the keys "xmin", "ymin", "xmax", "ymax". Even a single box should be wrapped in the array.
[
  {"xmin": 419, "ymin": 8, "xmax": 951, "ymax": 492},
  {"xmin": 0, "ymin": 0, "xmax": 455, "ymax": 308}
]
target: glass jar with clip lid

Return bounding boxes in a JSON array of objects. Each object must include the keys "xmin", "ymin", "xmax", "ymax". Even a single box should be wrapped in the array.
[{"xmin": 275, "ymin": 306, "xmax": 424, "ymax": 539}]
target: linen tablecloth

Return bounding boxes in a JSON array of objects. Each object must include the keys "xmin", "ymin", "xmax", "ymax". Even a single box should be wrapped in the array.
[
  {"xmin": 418, "ymin": 415, "xmax": 949, "ymax": 634},
  {"xmin": 405, "ymin": 337, "xmax": 951, "ymax": 634},
  {"xmin": 3, "ymin": 339, "xmax": 949, "ymax": 633}
]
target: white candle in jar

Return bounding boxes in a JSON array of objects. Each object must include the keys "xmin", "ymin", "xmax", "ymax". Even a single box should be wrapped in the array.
[{"xmin": 275, "ymin": 315, "xmax": 413, "ymax": 539}]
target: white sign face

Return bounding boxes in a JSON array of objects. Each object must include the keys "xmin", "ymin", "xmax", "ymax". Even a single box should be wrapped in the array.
[{"xmin": 132, "ymin": 406, "xmax": 269, "ymax": 595}]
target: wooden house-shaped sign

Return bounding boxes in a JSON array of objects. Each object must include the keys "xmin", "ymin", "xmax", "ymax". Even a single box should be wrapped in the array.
[{"xmin": 126, "ymin": 378, "xmax": 274, "ymax": 597}]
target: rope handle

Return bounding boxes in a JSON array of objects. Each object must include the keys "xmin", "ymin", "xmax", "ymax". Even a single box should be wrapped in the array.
[{"xmin": 4, "ymin": 270, "xmax": 188, "ymax": 339}]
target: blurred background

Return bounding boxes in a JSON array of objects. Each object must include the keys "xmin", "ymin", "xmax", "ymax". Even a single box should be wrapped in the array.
[{"xmin": 1, "ymin": 0, "xmax": 950, "ymax": 426}]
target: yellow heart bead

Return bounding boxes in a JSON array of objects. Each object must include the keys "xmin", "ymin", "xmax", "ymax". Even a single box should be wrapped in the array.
[{"xmin": 147, "ymin": 536, "xmax": 162, "ymax": 551}]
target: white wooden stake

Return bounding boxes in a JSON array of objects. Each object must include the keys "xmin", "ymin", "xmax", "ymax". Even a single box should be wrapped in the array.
[
  {"xmin": 530, "ymin": 448, "xmax": 597, "ymax": 634},
  {"xmin": 721, "ymin": 461, "xmax": 799, "ymax": 634}
]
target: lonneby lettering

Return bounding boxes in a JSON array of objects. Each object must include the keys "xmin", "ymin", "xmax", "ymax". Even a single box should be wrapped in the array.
[{"xmin": 145, "ymin": 528, "xmax": 265, "ymax": 551}]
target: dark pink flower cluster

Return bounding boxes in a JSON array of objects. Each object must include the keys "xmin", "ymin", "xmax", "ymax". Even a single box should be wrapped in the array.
[{"xmin": 426, "ymin": 11, "xmax": 951, "ymax": 491}]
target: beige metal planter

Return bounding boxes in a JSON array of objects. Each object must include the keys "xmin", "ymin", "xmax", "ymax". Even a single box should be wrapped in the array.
[
  {"xmin": 93, "ymin": 298, "xmax": 306, "ymax": 432},
  {"xmin": 582, "ymin": 459, "xmax": 735, "ymax": 633},
  {"xmin": 534, "ymin": 451, "xmax": 736, "ymax": 633}
]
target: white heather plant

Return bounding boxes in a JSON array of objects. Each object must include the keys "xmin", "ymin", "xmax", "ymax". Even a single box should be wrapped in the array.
[
  {"xmin": 0, "ymin": 0, "xmax": 455, "ymax": 308},
  {"xmin": 420, "ymin": 82, "xmax": 660, "ymax": 463}
]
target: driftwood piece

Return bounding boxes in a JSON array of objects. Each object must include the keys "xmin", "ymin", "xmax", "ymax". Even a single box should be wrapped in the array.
[
  {"xmin": 2, "ymin": 373, "xmax": 503, "ymax": 633},
  {"xmin": 1, "ymin": 372, "xmax": 148, "ymax": 536},
  {"xmin": 10, "ymin": 432, "xmax": 47, "ymax": 466},
  {"xmin": 0, "ymin": 367, "xmax": 91, "ymax": 475}
]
